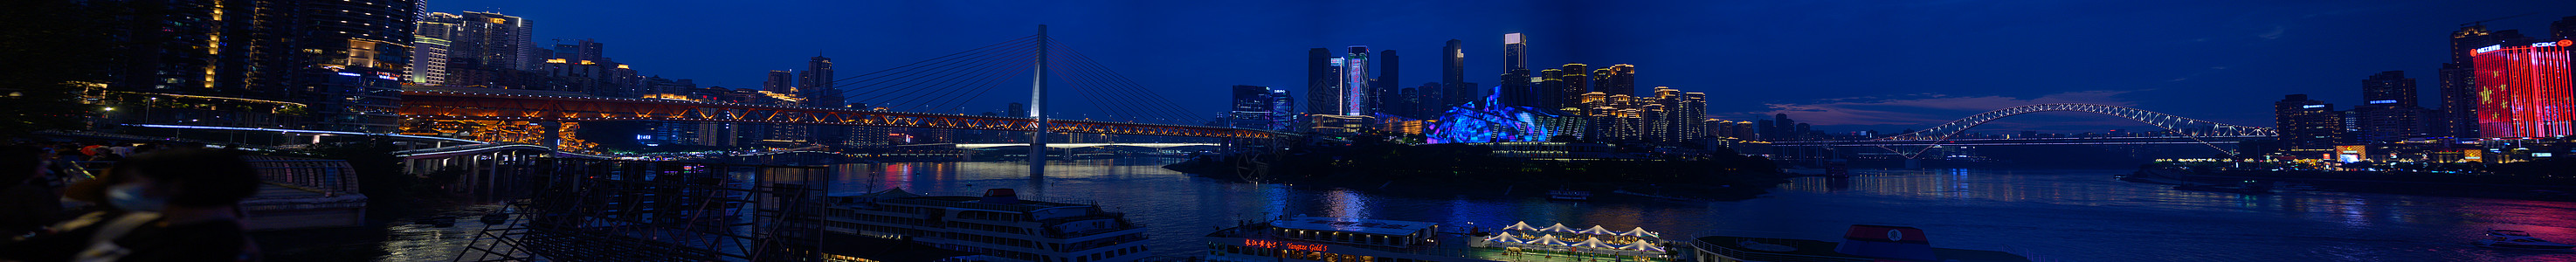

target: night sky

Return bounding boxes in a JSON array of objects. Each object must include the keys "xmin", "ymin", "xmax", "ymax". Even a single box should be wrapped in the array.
[{"xmin": 428, "ymin": 0, "xmax": 2576, "ymax": 134}]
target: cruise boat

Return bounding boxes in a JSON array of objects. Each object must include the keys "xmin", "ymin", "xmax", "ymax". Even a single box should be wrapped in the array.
[
  {"xmin": 2477, "ymin": 230, "xmax": 2576, "ymax": 250},
  {"xmin": 823, "ymin": 189, "xmax": 1152, "ymax": 262},
  {"xmin": 1689, "ymin": 224, "xmax": 2033, "ymax": 262},
  {"xmin": 1203, "ymin": 217, "xmax": 1483, "ymax": 262},
  {"xmin": 1202, "ymin": 217, "xmax": 1673, "ymax": 262}
]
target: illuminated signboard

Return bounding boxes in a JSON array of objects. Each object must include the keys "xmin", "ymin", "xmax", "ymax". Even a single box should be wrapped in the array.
[
  {"xmin": 1504, "ymin": 33, "xmax": 1524, "ymax": 45},
  {"xmin": 2538, "ymin": 42, "xmax": 2563, "ymax": 48},
  {"xmin": 2368, "ymin": 100, "xmax": 2397, "ymax": 104},
  {"xmin": 2301, "ymin": 105, "xmax": 2325, "ymax": 108},
  {"xmin": 2537, "ymin": 153, "xmax": 2555, "ymax": 157},
  {"xmin": 2475, "ymin": 45, "xmax": 2502, "ymax": 54},
  {"xmin": 1243, "ymin": 239, "xmax": 1326, "ymax": 252}
]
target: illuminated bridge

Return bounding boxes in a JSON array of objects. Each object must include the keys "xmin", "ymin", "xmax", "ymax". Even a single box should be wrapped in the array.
[{"xmin": 1775, "ymin": 104, "xmax": 2277, "ymax": 158}]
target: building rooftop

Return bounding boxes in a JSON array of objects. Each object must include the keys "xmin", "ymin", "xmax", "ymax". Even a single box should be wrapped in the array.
[{"xmin": 1269, "ymin": 217, "xmax": 1440, "ymax": 236}]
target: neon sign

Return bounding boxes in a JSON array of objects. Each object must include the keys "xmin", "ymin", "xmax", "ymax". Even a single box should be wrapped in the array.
[
  {"xmin": 2302, "ymin": 105, "xmax": 2325, "ymax": 108},
  {"xmin": 2538, "ymin": 42, "xmax": 2561, "ymax": 48},
  {"xmin": 1244, "ymin": 239, "xmax": 1326, "ymax": 252},
  {"xmin": 2368, "ymin": 100, "xmax": 2397, "ymax": 104},
  {"xmin": 2474, "ymin": 45, "xmax": 2501, "ymax": 54}
]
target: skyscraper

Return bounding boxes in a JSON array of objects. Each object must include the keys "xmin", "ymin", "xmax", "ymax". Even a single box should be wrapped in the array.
[
  {"xmin": 1441, "ymin": 39, "xmax": 1468, "ymax": 110},
  {"xmin": 2471, "ymin": 40, "xmax": 2575, "ymax": 138},
  {"xmin": 2356, "ymin": 71, "xmax": 2428, "ymax": 142},
  {"xmin": 412, "ymin": 14, "xmax": 460, "ymax": 86},
  {"xmin": 445, "ymin": 11, "xmax": 535, "ymax": 70},
  {"xmin": 2276, "ymin": 94, "xmax": 2344, "ymax": 148},
  {"xmin": 799, "ymin": 56, "xmax": 840, "ymax": 147},
  {"xmin": 1232, "ymin": 85, "xmax": 1285, "ymax": 129},
  {"xmin": 1373, "ymin": 49, "xmax": 1400, "ymax": 116},
  {"xmin": 1595, "ymin": 65, "xmax": 1636, "ymax": 96},
  {"xmin": 1500, "ymin": 33, "xmax": 1535, "ymax": 109},
  {"xmin": 798, "ymin": 56, "xmax": 836, "ymax": 107},
  {"xmin": 1307, "ymin": 48, "xmax": 1343, "ymax": 115},
  {"xmin": 1537, "ymin": 68, "xmax": 1565, "ymax": 110},
  {"xmin": 1343, "ymin": 45, "xmax": 1371, "ymax": 116},
  {"xmin": 763, "ymin": 70, "xmax": 796, "ymax": 93},
  {"xmin": 1503, "ymin": 33, "xmax": 1527, "ymax": 72},
  {"xmin": 2439, "ymin": 26, "xmax": 2531, "ymax": 138},
  {"xmin": 1558, "ymin": 64, "xmax": 1589, "ymax": 110}
]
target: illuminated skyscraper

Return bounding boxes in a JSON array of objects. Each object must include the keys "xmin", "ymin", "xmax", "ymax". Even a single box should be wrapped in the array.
[
  {"xmin": 1501, "ymin": 33, "xmax": 1536, "ymax": 108},
  {"xmin": 1344, "ymin": 45, "xmax": 1371, "ymax": 116},
  {"xmin": 2355, "ymin": 71, "xmax": 2428, "ymax": 142},
  {"xmin": 1442, "ymin": 39, "xmax": 1469, "ymax": 109},
  {"xmin": 2471, "ymin": 40, "xmax": 2576, "ymax": 138},
  {"xmin": 1308, "ymin": 48, "xmax": 1343, "ymax": 115},
  {"xmin": 1558, "ymin": 64, "xmax": 1589, "ymax": 111},
  {"xmin": 2276, "ymin": 94, "xmax": 2344, "ymax": 148},
  {"xmin": 2440, "ymin": 26, "xmax": 2530, "ymax": 138},
  {"xmin": 1504, "ymin": 33, "xmax": 1527, "ymax": 72},
  {"xmin": 1537, "ymin": 69, "xmax": 1565, "ymax": 110},
  {"xmin": 1595, "ymin": 65, "xmax": 1635, "ymax": 96},
  {"xmin": 413, "ymin": 14, "xmax": 460, "ymax": 86},
  {"xmin": 800, "ymin": 56, "xmax": 842, "ymax": 147}
]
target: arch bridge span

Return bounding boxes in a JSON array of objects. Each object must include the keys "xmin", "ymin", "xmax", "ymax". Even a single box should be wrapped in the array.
[{"xmin": 1883, "ymin": 103, "xmax": 2275, "ymax": 141}]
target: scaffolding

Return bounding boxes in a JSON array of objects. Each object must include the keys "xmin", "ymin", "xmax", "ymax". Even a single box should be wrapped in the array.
[{"xmin": 453, "ymin": 158, "xmax": 828, "ymax": 262}]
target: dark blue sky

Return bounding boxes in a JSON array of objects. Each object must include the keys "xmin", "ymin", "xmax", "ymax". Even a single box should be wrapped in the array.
[{"xmin": 430, "ymin": 0, "xmax": 2576, "ymax": 134}]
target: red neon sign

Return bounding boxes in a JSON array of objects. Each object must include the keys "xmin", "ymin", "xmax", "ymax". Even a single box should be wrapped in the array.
[{"xmin": 1243, "ymin": 239, "xmax": 1327, "ymax": 252}]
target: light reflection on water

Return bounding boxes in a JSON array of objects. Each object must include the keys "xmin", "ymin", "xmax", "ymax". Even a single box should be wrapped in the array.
[{"xmin": 361, "ymin": 159, "xmax": 2576, "ymax": 262}]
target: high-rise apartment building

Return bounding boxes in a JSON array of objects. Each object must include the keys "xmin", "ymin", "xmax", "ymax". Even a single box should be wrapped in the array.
[
  {"xmin": 2471, "ymin": 40, "xmax": 2575, "ymax": 138},
  {"xmin": 1595, "ymin": 65, "xmax": 1635, "ymax": 97},
  {"xmin": 2276, "ymin": 94, "xmax": 2345, "ymax": 148},
  {"xmin": 2355, "ymin": 71, "xmax": 2428, "ymax": 142},
  {"xmin": 1557, "ymin": 64, "xmax": 1589, "ymax": 111}
]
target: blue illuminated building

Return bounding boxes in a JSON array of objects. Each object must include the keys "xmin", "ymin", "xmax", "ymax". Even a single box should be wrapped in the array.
[{"xmin": 1427, "ymin": 86, "xmax": 1562, "ymax": 143}]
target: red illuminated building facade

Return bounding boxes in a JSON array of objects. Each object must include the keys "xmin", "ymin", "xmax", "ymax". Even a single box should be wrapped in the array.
[{"xmin": 2473, "ymin": 39, "xmax": 2576, "ymax": 138}]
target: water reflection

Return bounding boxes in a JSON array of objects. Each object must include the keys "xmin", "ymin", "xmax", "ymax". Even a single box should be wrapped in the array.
[{"xmin": 342, "ymin": 161, "xmax": 2576, "ymax": 261}]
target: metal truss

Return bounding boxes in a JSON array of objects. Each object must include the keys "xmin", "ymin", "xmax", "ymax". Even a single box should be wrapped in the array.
[{"xmin": 1883, "ymin": 103, "xmax": 2276, "ymax": 141}]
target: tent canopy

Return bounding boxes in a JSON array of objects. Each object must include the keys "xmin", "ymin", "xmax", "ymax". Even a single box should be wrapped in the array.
[
  {"xmin": 1504, "ymin": 222, "xmax": 1537, "ymax": 231},
  {"xmin": 1621, "ymin": 227, "xmax": 1659, "ymax": 238},
  {"xmin": 1571, "ymin": 237, "xmax": 1613, "ymax": 248},
  {"xmin": 1580, "ymin": 225, "xmax": 1615, "ymax": 235},
  {"xmin": 1542, "ymin": 224, "xmax": 1576, "ymax": 232}
]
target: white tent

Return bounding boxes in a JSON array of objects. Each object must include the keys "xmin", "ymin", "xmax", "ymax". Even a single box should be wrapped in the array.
[
  {"xmin": 1579, "ymin": 225, "xmax": 1616, "ymax": 235},
  {"xmin": 1484, "ymin": 232, "xmax": 1523, "ymax": 244},
  {"xmin": 1571, "ymin": 237, "xmax": 1613, "ymax": 248},
  {"xmin": 1533, "ymin": 235, "xmax": 1572, "ymax": 245},
  {"xmin": 1504, "ymin": 221, "xmax": 1538, "ymax": 231},
  {"xmin": 1621, "ymin": 227, "xmax": 1659, "ymax": 238},
  {"xmin": 1541, "ymin": 223, "xmax": 1576, "ymax": 232}
]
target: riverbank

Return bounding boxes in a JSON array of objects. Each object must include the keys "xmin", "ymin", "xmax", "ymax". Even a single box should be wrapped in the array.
[{"xmin": 2129, "ymin": 166, "xmax": 2576, "ymax": 201}]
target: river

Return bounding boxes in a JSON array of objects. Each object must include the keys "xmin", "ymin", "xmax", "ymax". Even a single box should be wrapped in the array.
[{"xmin": 324, "ymin": 158, "xmax": 2576, "ymax": 261}]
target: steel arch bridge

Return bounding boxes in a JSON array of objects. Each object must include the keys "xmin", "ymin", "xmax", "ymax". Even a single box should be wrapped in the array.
[{"xmin": 1883, "ymin": 103, "xmax": 2275, "ymax": 141}]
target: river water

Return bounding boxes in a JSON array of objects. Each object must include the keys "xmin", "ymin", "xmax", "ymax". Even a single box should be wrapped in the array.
[{"xmin": 348, "ymin": 158, "xmax": 2576, "ymax": 261}]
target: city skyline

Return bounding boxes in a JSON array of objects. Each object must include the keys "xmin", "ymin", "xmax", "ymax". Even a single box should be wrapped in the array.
[{"xmin": 432, "ymin": 0, "xmax": 2574, "ymax": 134}]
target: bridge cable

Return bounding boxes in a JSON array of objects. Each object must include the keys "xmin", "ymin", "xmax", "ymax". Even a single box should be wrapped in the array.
[
  {"xmin": 848, "ymin": 40, "xmax": 1040, "ymax": 107},
  {"xmin": 1058, "ymin": 42, "xmax": 1202, "ymax": 124},
  {"xmin": 1049, "ymin": 58, "xmax": 1151, "ymax": 123},
  {"xmin": 829, "ymin": 37, "xmax": 1040, "ymax": 107},
  {"xmin": 823, "ymin": 35, "xmax": 1037, "ymax": 98},
  {"xmin": 839, "ymin": 38, "xmax": 1039, "ymax": 106},
  {"xmin": 872, "ymin": 45, "xmax": 1040, "ymax": 110},
  {"xmin": 1037, "ymin": 44, "xmax": 1155, "ymax": 123},
  {"xmin": 1052, "ymin": 41, "xmax": 1200, "ymax": 124},
  {"xmin": 909, "ymin": 52, "xmax": 1038, "ymax": 114}
]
